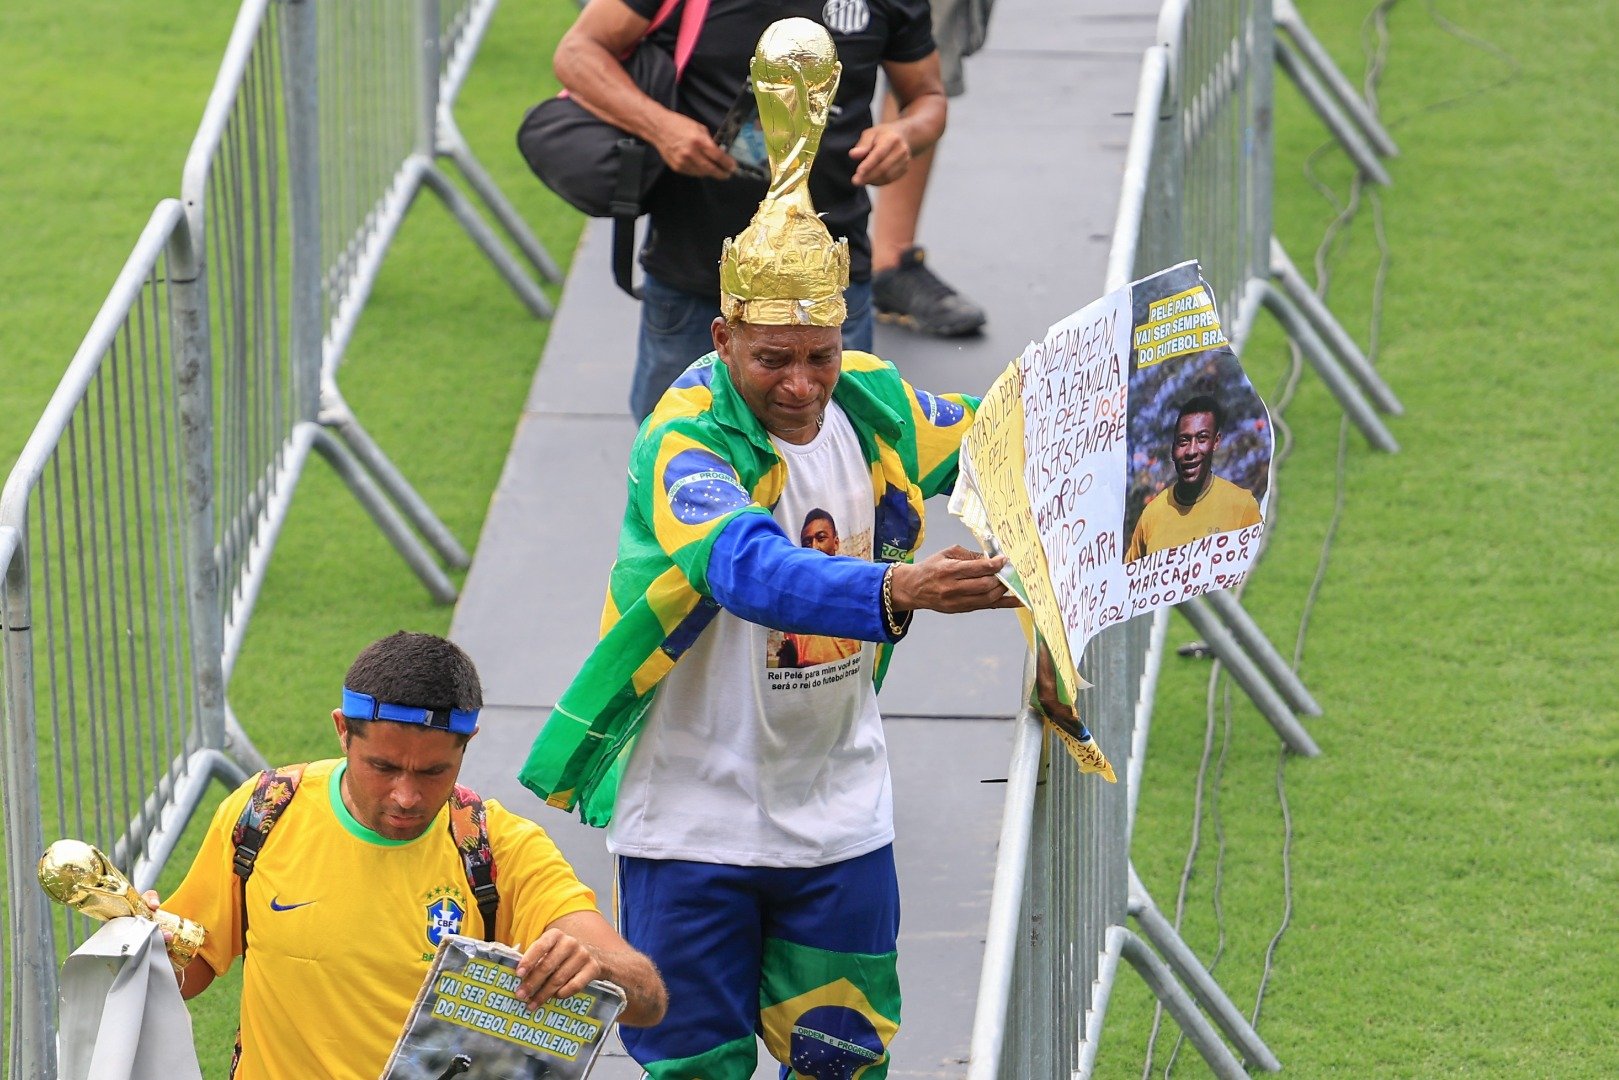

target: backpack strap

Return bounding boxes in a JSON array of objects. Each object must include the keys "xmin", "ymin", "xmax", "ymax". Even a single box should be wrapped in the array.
[
  {"xmin": 448, "ymin": 784, "xmax": 499, "ymax": 941},
  {"xmin": 230, "ymin": 764, "xmax": 308, "ymax": 952},
  {"xmin": 610, "ymin": 142, "xmax": 652, "ymax": 299},
  {"xmin": 671, "ymin": 0, "xmax": 710, "ymax": 79},
  {"xmin": 640, "ymin": 0, "xmax": 707, "ymax": 75},
  {"xmin": 226, "ymin": 763, "xmax": 306, "ymax": 1080},
  {"xmin": 231, "ymin": 765, "xmax": 308, "ymax": 879}
]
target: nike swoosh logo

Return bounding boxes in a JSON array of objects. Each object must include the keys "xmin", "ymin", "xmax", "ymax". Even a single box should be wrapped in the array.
[{"xmin": 268, "ymin": 897, "xmax": 316, "ymax": 912}]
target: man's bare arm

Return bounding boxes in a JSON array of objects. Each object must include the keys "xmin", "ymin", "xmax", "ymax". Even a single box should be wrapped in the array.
[
  {"xmin": 554, "ymin": 0, "xmax": 736, "ymax": 178},
  {"xmin": 513, "ymin": 909, "xmax": 668, "ymax": 1027},
  {"xmin": 179, "ymin": 953, "xmax": 215, "ymax": 1000},
  {"xmin": 850, "ymin": 52, "xmax": 947, "ymax": 186}
]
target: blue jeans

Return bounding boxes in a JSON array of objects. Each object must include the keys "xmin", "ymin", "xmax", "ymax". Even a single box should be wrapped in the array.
[{"xmin": 630, "ymin": 274, "xmax": 874, "ymax": 422}]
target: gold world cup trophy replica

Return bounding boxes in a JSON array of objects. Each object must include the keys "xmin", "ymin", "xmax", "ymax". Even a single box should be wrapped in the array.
[
  {"xmin": 38, "ymin": 839, "xmax": 206, "ymax": 973},
  {"xmin": 719, "ymin": 17, "xmax": 849, "ymax": 328}
]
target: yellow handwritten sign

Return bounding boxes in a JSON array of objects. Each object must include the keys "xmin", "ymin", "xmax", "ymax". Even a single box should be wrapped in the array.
[
  {"xmin": 963, "ymin": 362, "xmax": 1081, "ymax": 702},
  {"xmin": 961, "ymin": 365, "xmax": 1116, "ymax": 782}
]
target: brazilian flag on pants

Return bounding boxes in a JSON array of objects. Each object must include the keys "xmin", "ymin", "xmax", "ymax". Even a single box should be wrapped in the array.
[{"xmin": 759, "ymin": 939, "xmax": 900, "ymax": 1078}]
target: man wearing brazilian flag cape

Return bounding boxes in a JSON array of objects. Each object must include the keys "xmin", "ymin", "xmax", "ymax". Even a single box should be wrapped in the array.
[{"xmin": 517, "ymin": 17, "xmax": 1093, "ymax": 1079}]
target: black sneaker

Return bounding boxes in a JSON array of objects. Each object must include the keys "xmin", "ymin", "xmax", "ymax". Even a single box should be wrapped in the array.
[{"xmin": 872, "ymin": 246, "xmax": 987, "ymax": 337}]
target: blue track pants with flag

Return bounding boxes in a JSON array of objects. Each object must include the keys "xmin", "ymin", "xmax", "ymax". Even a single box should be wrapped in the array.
[{"xmin": 618, "ymin": 845, "xmax": 902, "ymax": 1079}]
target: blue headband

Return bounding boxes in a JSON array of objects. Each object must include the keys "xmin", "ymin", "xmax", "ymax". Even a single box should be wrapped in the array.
[{"xmin": 341, "ymin": 687, "xmax": 479, "ymax": 735}]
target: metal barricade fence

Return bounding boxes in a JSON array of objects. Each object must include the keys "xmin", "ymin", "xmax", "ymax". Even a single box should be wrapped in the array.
[
  {"xmin": 0, "ymin": 201, "xmax": 248, "ymax": 1080},
  {"xmin": 183, "ymin": 0, "xmax": 462, "ymax": 685},
  {"xmin": 427, "ymin": 0, "xmax": 561, "ymax": 314},
  {"xmin": 1154, "ymin": 0, "xmax": 1327, "ymax": 760},
  {"xmin": 183, "ymin": 0, "xmax": 304, "ymax": 678},
  {"xmin": 436, "ymin": 0, "xmax": 566, "ymax": 289},
  {"xmin": 1271, "ymin": 0, "xmax": 1397, "ymax": 185},
  {"xmin": 1159, "ymin": 0, "xmax": 1272, "ymax": 322},
  {"xmin": 313, "ymin": 0, "xmax": 555, "ymax": 591},
  {"xmin": 0, "ymin": 3, "xmax": 559, "ymax": 1069},
  {"xmin": 183, "ymin": 0, "xmax": 559, "ymax": 652},
  {"xmin": 316, "ymin": 0, "xmax": 557, "ymax": 361},
  {"xmin": 316, "ymin": 0, "xmax": 421, "ymax": 365},
  {"xmin": 440, "ymin": 0, "xmax": 479, "ymax": 61},
  {"xmin": 301, "ymin": 0, "xmax": 573, "ymax": 604},
  {"xmin": 969, "ymin": 30, "xmax": 1258, "ymax": 1075},
  {"xmin": 968, "ymin": 0, "xmax": 1407, "ymax": 1071},
  {"xmin": 1176, "ymin": 0, "xmax": 1404, "ymax": 460}
]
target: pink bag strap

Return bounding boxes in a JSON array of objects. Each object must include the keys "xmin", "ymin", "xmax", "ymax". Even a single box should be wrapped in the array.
[
  {"xmin": 558, "ymin": 0, "xmax": 708, "ymax": 100},
  {"xmin": 643, "ymin": 0, "xmax": 682, "ymax": 34},
  {"xmin": 644, "ymin": 0, "xmax": 709, "ymax": 79}
]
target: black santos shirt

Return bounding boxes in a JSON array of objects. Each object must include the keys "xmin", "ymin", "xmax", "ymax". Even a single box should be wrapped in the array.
[{"xmin": 623, "ymin": 0, "xmax": 935, "ymax": 296}]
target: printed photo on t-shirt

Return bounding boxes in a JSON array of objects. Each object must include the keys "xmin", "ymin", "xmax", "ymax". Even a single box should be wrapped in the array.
[{"xmin": 766, "ymin": 508, "xmax": 870, "ymax": 674}]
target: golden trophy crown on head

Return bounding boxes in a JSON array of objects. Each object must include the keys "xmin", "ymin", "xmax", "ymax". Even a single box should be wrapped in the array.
[
  {"xmin": 719, "ymin": 18, "xmax": 850, "ymax": 328},
  {"xmin": 39, "ymin": 839, "xmax": 206, "ymax": 973}
]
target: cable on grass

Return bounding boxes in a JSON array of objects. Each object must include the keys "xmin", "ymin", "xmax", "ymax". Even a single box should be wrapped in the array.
[
  {"xmin": 1401, "ymin": 0, "xmax": 1521, "ymax": 123},
  {"xmin": 1140, "ymin": 665, "xmax": 1228, "ymax": 1080},
  {"xmin": 1249, "ymin": 0, "xmax": 1395, "ymax": 1037},
  {"xmin": 1141, "ymin": 3, "xmax": 1518, "ymax": 1071},
  {"xmin": 1251, "ymin": 0, "xmax": 1518, "ymax": 1034},
  {"xmin": 1158, "ymin": 680, "xmax": 1234, "ymax": 1078}
]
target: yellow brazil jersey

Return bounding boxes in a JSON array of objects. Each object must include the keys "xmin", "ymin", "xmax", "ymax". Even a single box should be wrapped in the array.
[
  {"xmin": 1125, "ymin": 475, "xmax": 1263, "ymax": 562},
  {"xmin": 167, "ymin": 759, "xmax": 598, "ymax": 1080}
]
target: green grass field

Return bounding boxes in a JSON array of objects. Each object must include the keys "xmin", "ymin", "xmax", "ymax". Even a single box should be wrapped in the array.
[{"xmin": 2, "ymin": 0, "xmax": 1614, "ymax": 1076}]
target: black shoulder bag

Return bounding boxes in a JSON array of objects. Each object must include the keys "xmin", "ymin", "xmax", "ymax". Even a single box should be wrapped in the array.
[{"xmin": 517, "ymin": 0, "xmax": 710, "ymax": 298}]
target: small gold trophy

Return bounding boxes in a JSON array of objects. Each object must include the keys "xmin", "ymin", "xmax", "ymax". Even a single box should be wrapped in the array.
[{"xmin": 38, "ymin": 839, "xmax": 206, "ymax": 973}]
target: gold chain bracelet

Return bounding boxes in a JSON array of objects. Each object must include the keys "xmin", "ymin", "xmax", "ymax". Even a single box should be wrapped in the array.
[{"xmin": 881, "ymin": 564, "xmax": 912, "ymax": 639}]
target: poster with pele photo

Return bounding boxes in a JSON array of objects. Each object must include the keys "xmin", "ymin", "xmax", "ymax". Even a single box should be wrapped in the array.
[
  {"xmin": 381, "ymin": 934, "xmax": 625, "ymax": 1080},
  {"xmin": 950, "ymin": 259, "xmax": 1272, "ymax": 778}
]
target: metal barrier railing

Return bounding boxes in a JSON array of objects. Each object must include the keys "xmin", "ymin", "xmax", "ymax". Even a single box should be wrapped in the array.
[
  {"xmin": 306, "ymin": 0, "xmax": 572, "ymax": 604},
  {"xmin": 968, "ymin": 0, "xmax": 1407, "ymax": 1074},
  {"xmin": 0, "ymin": 2, "xmax": 553, "ymax": 1073},
  {"xmin": 1154, "ymin": 0, "xmax": 1325, "ymax": 758},
  {"xmin": 436, "ymin": 0, "xmax": 565, "ymax": 289},
  {"xmin": 181, "ymin": 0, "xmax": 563, "ymax": 651},
  {"xmin": 181, "ymin": 0, "xmax": 464, "ymax": 683},
  {"xmin": 0, "ymin": 202, "xmax": 250, "ymax": 1080},
  {"xmin": 183, "ymin": 0, "xmax": 304, "ymax": 673},
  {"xmin": 319, "ymin": 0, "xmax": 557, "ymax": 366},
  {"xmin": 1160, "ymin": 0, "xmax": 1271, "ymax": 318},
  {"xmin": 1272, "ymin": 0, "xmax": 1397, "ymax": 184}
]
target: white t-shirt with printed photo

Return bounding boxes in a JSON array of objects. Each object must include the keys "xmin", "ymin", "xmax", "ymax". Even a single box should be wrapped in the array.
[{"xmin": 606, "ymin": 402, "xmax": 892, "ymax": 867}]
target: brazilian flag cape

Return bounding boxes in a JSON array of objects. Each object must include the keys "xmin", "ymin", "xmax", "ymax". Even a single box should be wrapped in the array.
[{"xmin": 518, "ymin": 350, "xmax": 979, "ymax": 826}]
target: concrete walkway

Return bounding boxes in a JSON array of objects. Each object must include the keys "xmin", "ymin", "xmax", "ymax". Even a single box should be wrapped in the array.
[{"xmin": 449, "ymin": 0, "xmax": 1158, "ymax": 1072}]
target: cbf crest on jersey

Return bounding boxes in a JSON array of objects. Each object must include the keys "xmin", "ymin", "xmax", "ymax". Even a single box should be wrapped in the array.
[
  {"xmin": 822, "ymin": 0, "xmax": 870, "ymax": 35},
  {"xmin": 426, "ymin": 896, "xmax": 465, "ymax": 946}
]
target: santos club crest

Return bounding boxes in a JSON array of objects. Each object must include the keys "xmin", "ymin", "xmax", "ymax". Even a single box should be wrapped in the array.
[{"xmin": 822, "ymin": 0, "xmax": 870, "ymax": 35}]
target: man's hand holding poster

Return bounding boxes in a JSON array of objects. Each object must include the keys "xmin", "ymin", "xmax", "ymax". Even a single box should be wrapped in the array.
[{"xmin": 953, "ymin": 261, "xmax": 1273, "ymax": 776}]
